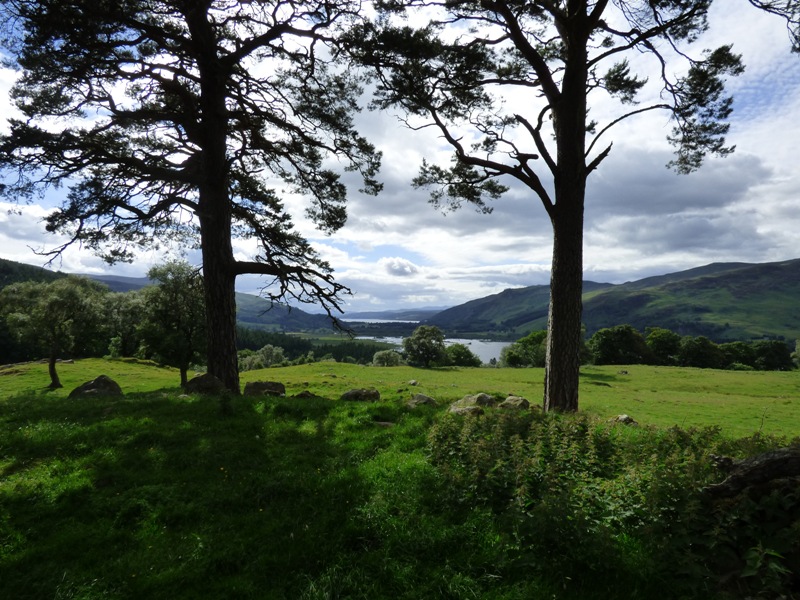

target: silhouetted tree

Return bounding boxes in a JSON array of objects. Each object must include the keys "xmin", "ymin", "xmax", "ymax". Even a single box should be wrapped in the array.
[{"xmin": 0, "ymin": 0, "xmax": 381, "ymax": 393}]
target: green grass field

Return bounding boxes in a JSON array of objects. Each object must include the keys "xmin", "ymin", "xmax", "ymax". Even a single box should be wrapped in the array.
[
  {"xmin": 1, "ymin": 359, "xmax": 799, "ymax": 599},
  {"xmin": 4, "ymin": 359, "xmax": 799, "ymax": 438}
]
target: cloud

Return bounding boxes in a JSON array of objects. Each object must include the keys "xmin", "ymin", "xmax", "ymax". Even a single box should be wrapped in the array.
[
  {"xmin": 1, "ymin": 3, "xmax": 798, "ymax": 314},
  {"xmin": 379, "ymin": 256, "xmax": 420, "ymax": 277}
]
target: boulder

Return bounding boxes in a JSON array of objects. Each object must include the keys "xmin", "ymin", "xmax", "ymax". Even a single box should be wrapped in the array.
[
  {"xmin": 498, "ymin": 395, "xmax": 530, "ymax": 410},
  {"xmin": 452, "ymin": 393, "xmax": 496, "ymax": 409},
  {"xmin": 293, "ymin": 390, "xmax": 316, "ymax": 399},
  {"xmin": 69, "ymin": 375, "xmax": 123, "ymax": 399},
  {"xmin": 447, "ymin": 392, "xmax": 497, "ymax": 415},
  {"xmin": 448, "ymin": 405, "xmax": 484, "ymax": 416},
  {"xmin": 184, "ymin": 373, "xmax": 227, "ymax": 395},
  {"xmin": 609, "ymin": 414, "xmax": 638, "ymax": 425},
  {"xmin": 340, "ymin": 387, "xmax": 381, "ymax": 402},
  {"xmin": 243, "ymin": 381, "xmax": 286, "ymax": 397},
  {"xmin": 407, "ymin": 393, "xmax": 436, "ymax": 408}
]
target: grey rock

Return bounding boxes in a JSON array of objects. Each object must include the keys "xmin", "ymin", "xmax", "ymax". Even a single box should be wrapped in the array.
[
  {"xmin": 340, "ymin": 388, "xmax": 381, "ymax": 402},
  {"xmin": 243, "ymin": 381, "xmax": 286, "ymax": 397},
  {"xmin": 407, "ymin": 393, "xmax": 436, "ymax": 408},
  {"xmin": 184, "ymin": 373, "xmax": 227, "ymax": 395},
  {"xmin": 69, "ymin": 375, "xmax": 123, "ymax": 399},
  {"xmin": 498, "ymin": 396, "xmax": 530, "ymax": 410}
]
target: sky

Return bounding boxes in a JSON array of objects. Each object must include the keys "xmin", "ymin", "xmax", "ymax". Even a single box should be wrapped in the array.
[{"xmin": 1, "ymin": 1, "xmax": 798, "ymax": 314}]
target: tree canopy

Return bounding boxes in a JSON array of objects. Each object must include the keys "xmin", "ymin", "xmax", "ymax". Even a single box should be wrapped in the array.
[
  {"xmin": 0, "ymin": 0, "xmax": 381, "ymax": 392},
  {"xmin": 0, "ymin": 276, "xmax": 106, "ymax": 387}
]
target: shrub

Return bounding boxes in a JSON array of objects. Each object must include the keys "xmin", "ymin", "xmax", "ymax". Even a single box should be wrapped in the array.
[
  {"xmin": 373, "ymin": 349, "xmax": 403, "ymax": 366},
  {"xmin": 445, "ymin": 343, "xmax": 482, "ymax": 367},
  {"xmin": 427, "ymin": 410, "xmax": 799, "ymax": 598}
]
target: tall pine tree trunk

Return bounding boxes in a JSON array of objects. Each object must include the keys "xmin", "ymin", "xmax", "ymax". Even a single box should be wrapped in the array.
[
  {"xmin": 189, "ymin": 4, "xmax": 240, "ymax": 395},
  {"xmin": 543, "ymin": 190, "xmax": 584, "ymax": 412},
  {"xmin": 543, "ymin": 42, "xmax": 588, "ymax": 413},
  {"xmin": 200, "ymin": 206, "xmax": 240, "ymax": 395}
]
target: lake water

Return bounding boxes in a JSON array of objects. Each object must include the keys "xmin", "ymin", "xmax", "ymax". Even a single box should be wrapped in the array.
[{"xmin": 357, "ymin": 335, "xmax": 511, "ymax": 363}]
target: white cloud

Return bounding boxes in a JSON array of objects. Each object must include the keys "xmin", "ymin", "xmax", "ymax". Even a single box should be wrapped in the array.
[{"xmin": 1, "ymin": 4, "xmax": 798, "ymax": 314}]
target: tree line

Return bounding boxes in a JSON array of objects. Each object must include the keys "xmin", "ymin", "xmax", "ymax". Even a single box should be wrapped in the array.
[
  {"xmin": 0, "ymin": 262, "xmax": 391, "ymax": 388},
  {"xmin": 501, "ymin": 325, "xmax": 797, "ymax": 371}
]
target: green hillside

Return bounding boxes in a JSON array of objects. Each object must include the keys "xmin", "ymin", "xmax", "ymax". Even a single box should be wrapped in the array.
[
  {"xmin": 430, "ymin": 259, "xmax": 800, "ymax": 342},
  {"xmin": 0, "ymin": 257, "xmax": 64, "ymax": 288},
  {"xmin": 0, "ymin": 258, "xmax": 336, "ymax": 332}
]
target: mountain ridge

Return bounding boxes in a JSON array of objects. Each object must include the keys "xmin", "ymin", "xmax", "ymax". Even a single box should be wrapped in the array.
[
  {"xmin": 428, "ymin": 258, "xmax": 800, "ymax": 342},
  {"xmin": 2, "ymin": 256, "xmax": 799, "ymax": 342}
]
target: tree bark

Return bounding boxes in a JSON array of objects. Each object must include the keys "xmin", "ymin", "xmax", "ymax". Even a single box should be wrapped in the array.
[
  {"xmin": 48, "ymin": 343, "xmax": 62, "ymax": 389},
  {"xmin": 190, "ymin": 4, "xmax": 240, "ymax": 395},
  {"xmin": 543, "ymin": 191, "xmax": 584, "ymax": 412},
  {"xmin": 199, "ymin": 203, "xmax": 240, "ymax": 395},
  {"xmin": 543, "ymin": 34, "xmax": 588, "ymax": 413}
]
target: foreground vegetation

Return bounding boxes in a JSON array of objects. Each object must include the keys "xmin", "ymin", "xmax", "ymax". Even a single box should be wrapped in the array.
[{"xmin": 2, "ymin": 360, "xmax": 799, "ymax": 598}]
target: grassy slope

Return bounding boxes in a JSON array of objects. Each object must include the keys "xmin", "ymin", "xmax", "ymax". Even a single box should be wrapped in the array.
[
  {"xmin": 2, "ymin": 360, "xmax": 799, "ymax": 599},
  {"xmin": 4, "ymin": 358, "xmax": 798, "ymax": 439},
  {"xmin": 429, "ymin": 259, "xmax": 800, "ymax": 341}
]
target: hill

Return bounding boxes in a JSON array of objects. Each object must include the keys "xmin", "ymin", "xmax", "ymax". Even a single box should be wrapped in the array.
[
  {"xmin": 0, "ymin": 257, "xmax": 64, "ymax": 288},
  {"xmin": 429, "ymin": 259, "xmax": 800, "ymax": 342},
  {"xmin": 0, "ymin": 258, "xmax": 336, "ymax": 332}
]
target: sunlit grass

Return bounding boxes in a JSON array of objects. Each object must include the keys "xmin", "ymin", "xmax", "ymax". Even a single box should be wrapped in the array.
[{"xmin": 1, "ymin": 359, "xmax": 799, "ymax": 598}]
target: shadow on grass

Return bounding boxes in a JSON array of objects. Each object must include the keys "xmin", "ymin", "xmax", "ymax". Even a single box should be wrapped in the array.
[{"xmin": 0, "ymin": 390, "xmax": 374, "ymax": 599}]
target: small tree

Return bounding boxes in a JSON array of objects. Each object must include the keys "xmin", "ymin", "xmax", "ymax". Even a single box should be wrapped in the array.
[
  {"xmin": 103, "ymin": 289, "xmax": 147, "ymax": 358},
  {"xmin": 138, "ymin": 262, "xmax": 207, "ymax": 386},
  {"xmin": 446, "ymin": 343, "xmax": 482, "ymax": 367},
  {"xmin": 719, "ymin": 341, "xmax": 757, "ymax": 369},
  {"xmin": 752, "ymin": 340, "xmax": 794, "ymax": 371},
  {"xmin": 373, "ymin": 349, "xmax": 403, "ymax": 367},
  {"xmin": 0, "ymin": 276, "xmax": 107, "ymax": 388},
  {"xmin": 403, "ymin": 325, "xmax": 448, "ymax": 368}
]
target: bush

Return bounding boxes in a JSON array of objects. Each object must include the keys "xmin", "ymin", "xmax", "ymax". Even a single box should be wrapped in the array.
[
  {"xmin": 445, "ymin": 343, "xmax": 482, "ymax": 367},
  {"xmin": 501, "ymin": 330, "xmax": 547, "ymax": 367},
  {"xmin": 372, "ymin": 349, "xmax": 403, "ymax": 366},
  {"xmin": 427, "ymin": 411, "xmax": 799, "ymax": 598}
]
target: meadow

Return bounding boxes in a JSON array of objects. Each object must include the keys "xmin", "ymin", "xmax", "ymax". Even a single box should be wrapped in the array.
[{"xmin": 1, "ymin": 359, "xmax": 799, "ymax": 598}]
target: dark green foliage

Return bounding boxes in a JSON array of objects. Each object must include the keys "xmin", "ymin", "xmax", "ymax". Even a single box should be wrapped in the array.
[
  {"xmin": 137, "ymin": 262, "xmax": 207, "ymax": 386},
  {"xmin": 646, "ymin": 326, "xmax": 683, "ymax": 365},
  {"xmin": 0, "ymin": 257, "xmax": 63, "ymax": 288},
  {"xmin": 312, "ymin": 339, "xmax": 396, "ymax": 365},
  {"xmin": 428, "ymin": 410, "xmax": 800, "ymax": 598},
  {"xmin": 402, "ymin": 325, "xmax": 448, "ymax": 368},
  {"xmin": 679, "ymin": 335, "xmax": 727, "ymax": 369},
  {"xmin": 0, "ymin": 276, "xmax": 108, "ymax": 385},
  {"xmin": 501, "ymin": 330, "xmax": 547, "ymax": 367},
  {"xmin": 589, "ymin": 324, "xmax": 653, "ymax": 365},
  {"xmin": 235, "ymin": 327, "xmax": 313, "ymax": 358},
  {"xmin": 751, "ymin": 339, "xmax": 795, "ymax": 371},
  {"xmin": 445, "ymin": 342, "xmax": 482, "ymax": 367}
]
